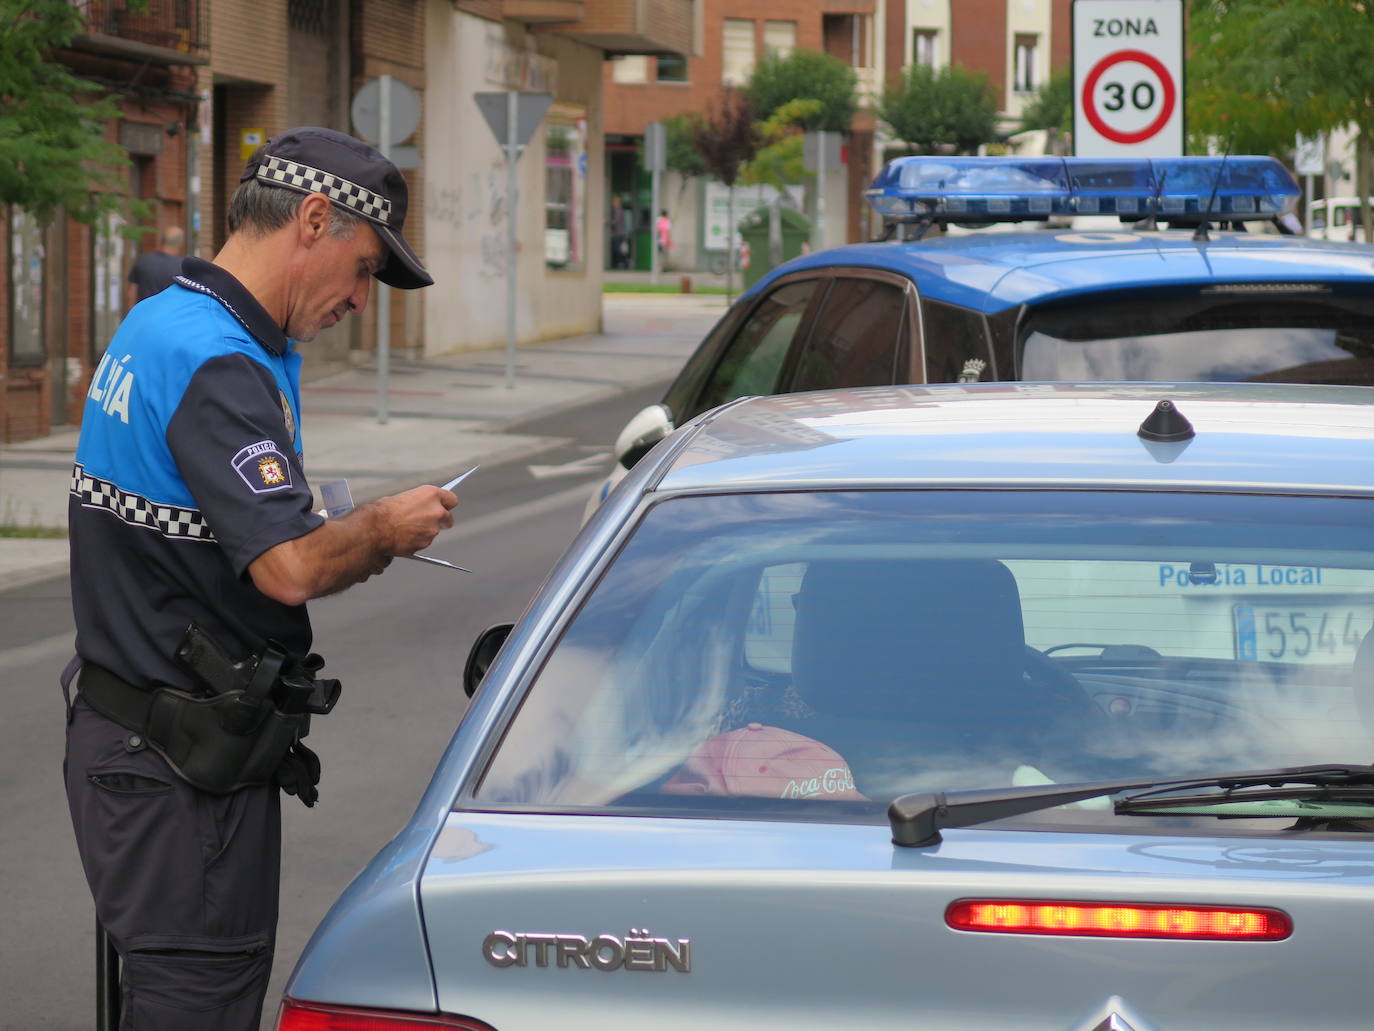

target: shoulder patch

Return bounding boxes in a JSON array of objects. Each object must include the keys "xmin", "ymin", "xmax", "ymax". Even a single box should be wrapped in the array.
[
  {"xmin": 232, "ymin": 440, "xmax": 293, "ymax": 494},
  {"xmin": 279, "ymin": 389, "xmax": 296, "ymax": 440}
]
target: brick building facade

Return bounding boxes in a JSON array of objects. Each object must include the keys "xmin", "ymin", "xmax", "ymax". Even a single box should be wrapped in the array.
[
  {"xmin": 602, "ymin": 0, "xmax": 1074, "ymax": 268},
  {"xmin": 1, "ymin": 0, "xmax": 693, "ymax": 441},
  {"xmin": 1, "ymin": 1, "xmax": 205, "ymax": 443}
]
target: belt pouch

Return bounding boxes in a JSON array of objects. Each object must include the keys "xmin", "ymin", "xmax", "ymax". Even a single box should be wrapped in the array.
[{"xmin": 144, "ymin": 690, "xmax": 305, "ymax": 794}]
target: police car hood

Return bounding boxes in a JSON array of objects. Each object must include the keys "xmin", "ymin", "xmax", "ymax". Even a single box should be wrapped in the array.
[{"xmin": 775, "ymin": 231, "xmax": 1374, "ymax": 314}]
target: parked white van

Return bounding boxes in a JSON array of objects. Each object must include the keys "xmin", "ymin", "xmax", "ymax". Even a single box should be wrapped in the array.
[{"xmin": 1308, "ymin": 196, "xmax": 1373, "ymax": 242}]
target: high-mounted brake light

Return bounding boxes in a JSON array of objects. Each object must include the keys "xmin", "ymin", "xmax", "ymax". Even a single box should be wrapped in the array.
[
  {"xmin": 946, "ymin": 899, "xmax": 1292, "ymax": 941},
  {"xmin": 276, "ymin": 1000, "xmax": 496, "ymax": 1031},
  {"xmin": 864, "ymin": 156, "xmax": 1299, "ymax": 225}
]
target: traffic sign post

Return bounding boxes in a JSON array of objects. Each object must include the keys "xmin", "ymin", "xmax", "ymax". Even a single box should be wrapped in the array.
[
  {"xmin": 1296, "ymin": 133, "xmax": 1326, "ymax": 233},
  {"xmin": 1073, "ymin": 0, "xmax": 1184, "ymax": 158},
  {"xmin": 803, "ymin": 131, "xmax": 842, "ymax": 250},
  {"xmin": 474, "ymin": 91, "xmax": 553, "ymax": 388},
  {"xmin": 645, "ymin": 122, "xmax": 666, "ymax": 285},
  {"xmin": 352, "ymin": 75, "xmax": 424, "ymax": 424}
]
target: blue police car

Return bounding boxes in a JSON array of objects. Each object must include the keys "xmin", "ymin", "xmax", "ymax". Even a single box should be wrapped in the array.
[{"xmin": 589, "ymin": 155, "xmax": 1374, "ymax": 514}]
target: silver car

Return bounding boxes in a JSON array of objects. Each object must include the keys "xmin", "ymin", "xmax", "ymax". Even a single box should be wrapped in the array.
[{"xmin": 278, "ymin": 383, "xmax": 1374, "ymax": 1031}]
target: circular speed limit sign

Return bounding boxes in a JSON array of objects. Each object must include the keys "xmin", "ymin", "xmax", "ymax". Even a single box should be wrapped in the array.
[
  {"xmin": 1072, "ymin": 0, "xmax": 1183, "ymax": 157},
  {"xmin": 1081, "ymin": 49, "xmax": 1176, "ymax": 145}
]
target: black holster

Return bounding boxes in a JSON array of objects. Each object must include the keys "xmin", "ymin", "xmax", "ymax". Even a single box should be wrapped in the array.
[{"xmin": 76, "ymin": 662, "xmax": 311, "ymax": 795}]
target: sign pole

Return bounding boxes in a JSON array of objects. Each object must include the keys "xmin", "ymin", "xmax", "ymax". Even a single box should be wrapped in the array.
[
  {"xmin": 473, "ymin": 89, "xmax": 552, "ymax": 389},
  {"xmin": 377, "ymin": 74, "xmax": 392, "ymax": 423},
  {"xmin": 1295, "ymin": 133, "xmax": 1326, "ymax": 234},
  {"xmin": 816, "ymin": 130, "xmax": 827, "ymax": 249},
  {"xmin": 505, "ymin": 90, "xmax": 518, "ymax": 389},
  {"xmin": 644, "ymin": 122, "xmax": 665, "ymax": 286},
  {"xmin": 650, "ymin": 155, "xmax": 661, "ymax": 286}
]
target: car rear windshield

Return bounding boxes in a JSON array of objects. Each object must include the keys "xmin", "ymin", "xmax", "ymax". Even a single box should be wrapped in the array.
[
  {"xmin": 1019, "ymin": 289, "xmax": 1374, "ymax": 385},
  {"xmin": 473, "ymin": 490, "xmax": 1374, "ymax": 828}
]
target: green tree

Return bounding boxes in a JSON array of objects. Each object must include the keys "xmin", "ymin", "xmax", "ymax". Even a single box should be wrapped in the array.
[
  {"xmin": 663, "ymin": 113, "xmax": 706, "ymax": 179},
  {"xmin": 745, "ymin": 48, "xmax": 858, "ymax": 132},
  {"xmin": 739, "ymin": 98, "xmax": 823, "ymax": 189},
  {"xmin": 1020, "ymin": 68, "xmax": 1073, "ymax": 136},
  {"xmin": 1186, "ymin": 1, "xmax": 1311, "ymax": 157},
  {"xmin": 1188, "ymin": 0, "xmax": 1374, "ymax": 233},
  {"xmin": 739, "ymin": 98, "xmax": 823, "ymax": 267},
  {"xmin": 693, "ymin": 89, "xmax": 759, "ymax": 188},
  {"xmin": 876, "ymin": 64, "xmax": 998, "ymax": 154},
  {"xmin": 0, "ymin": 0, "xmax": 141, "ymax": 225},
  {"xmin": 693, "ymin": 90, "xmax": 760, "ymax": 296}
]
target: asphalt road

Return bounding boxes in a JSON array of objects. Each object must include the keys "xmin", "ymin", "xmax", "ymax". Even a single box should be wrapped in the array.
[{"xmin": 0, "ymin": 378, "xmax": 666, "ymax": 1030}]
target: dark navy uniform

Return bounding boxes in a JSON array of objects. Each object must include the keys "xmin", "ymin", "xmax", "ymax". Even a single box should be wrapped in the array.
[{"xmin": 65, "ymin": 257, "xmax": 322, "ymax": 1030}]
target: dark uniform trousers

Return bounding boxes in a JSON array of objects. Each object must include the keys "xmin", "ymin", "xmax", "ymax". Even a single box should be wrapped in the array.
[{"xmin": 64, "ymin": 696, "xmax": 281, "ymax": 1030}]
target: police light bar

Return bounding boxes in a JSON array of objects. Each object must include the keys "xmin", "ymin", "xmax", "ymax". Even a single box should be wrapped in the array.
[{"xmin": 865, "ymin": 156, "xmax": 1299, "ymax": 224}]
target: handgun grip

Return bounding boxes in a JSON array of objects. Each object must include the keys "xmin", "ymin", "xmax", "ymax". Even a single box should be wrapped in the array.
[{"xmin": 176, "ymin": 623, "xmax": 242, "ymax": 694}]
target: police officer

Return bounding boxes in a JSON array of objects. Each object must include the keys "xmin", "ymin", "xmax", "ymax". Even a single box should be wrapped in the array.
[{"xmin": 62, "ymin": 127, "xmax": 453, "ymax": 1030}]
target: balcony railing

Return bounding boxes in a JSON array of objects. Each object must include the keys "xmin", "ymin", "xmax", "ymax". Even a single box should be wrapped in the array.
[{"xmin": 73, "ymin": 0, "xmax": 208, "ymax": 64}]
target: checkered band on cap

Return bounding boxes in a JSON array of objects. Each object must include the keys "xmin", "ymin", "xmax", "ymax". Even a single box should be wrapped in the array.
[
  {"xmin": 256, "ymin": 155, "xmax": 392, "ymax": 225},
  {"xmin": 71, "ymin": 465, "xmax": 216, "ymax": 543}
]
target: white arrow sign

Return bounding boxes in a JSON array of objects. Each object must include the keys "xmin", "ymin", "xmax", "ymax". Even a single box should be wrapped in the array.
[{"xmin": 528, "ymin": 453, "xmax": 610, "ymax": 480}]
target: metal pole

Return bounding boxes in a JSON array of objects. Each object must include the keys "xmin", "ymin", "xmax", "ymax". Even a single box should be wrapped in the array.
[
  {"xmin": 505, "ymin": 90, "xmax": 518, "ymax": 389},
  {"xmin": 816, "ymin": 130, "xmax": 826, "ymax": 250},
  {"xmin": 96, "ymin": 920, "xmax": 119, "ymax": 1030},
  {"xmin": 376, "ymin": 74, "xmax": 392, "ymax": 424},
  {"xmin": 726, "ymin": 185, "xmax": 735, "ymax": 301},
  {"xmin": 1305, "ymin": 173, "xmax": 1315, "ymax": 234},
  {"xmin": 650, "ymin": 132, "xmax": 661, "ymax": 286}
]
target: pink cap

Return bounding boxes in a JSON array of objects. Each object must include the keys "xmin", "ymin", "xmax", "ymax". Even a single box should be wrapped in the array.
[{"xmin": 663, "ymin": 723, "xmax": 867, "ymax": 801}]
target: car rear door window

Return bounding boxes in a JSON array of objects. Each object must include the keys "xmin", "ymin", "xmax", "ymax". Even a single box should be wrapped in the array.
[
  {"xmin": 691, "ymin": 278, "xmax": 822, "ymax": 417},
  {"xmin": 1019, "ymin": 289, "xmax": 1374, "ymax": 384},
  {"xmin": 920, "ymin": 298, "xmax": 994, "ymax": 382},
  {"xmin": 788, "ymin": 277, "xmax": 906, "ymax": 393}
]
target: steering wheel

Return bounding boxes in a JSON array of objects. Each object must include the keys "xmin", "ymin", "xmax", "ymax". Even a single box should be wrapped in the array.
[{"xmin": 1024, "ymin": 645, "xmax": 1104, "ymax": 724}]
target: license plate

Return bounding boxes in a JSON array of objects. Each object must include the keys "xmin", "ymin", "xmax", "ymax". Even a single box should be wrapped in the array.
[{"xmin": 1233, "ymin": 603, "xmax": 1372, "ymax": 663}]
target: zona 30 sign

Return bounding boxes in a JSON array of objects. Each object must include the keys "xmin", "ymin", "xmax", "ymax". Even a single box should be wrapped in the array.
[{"xmin": 1072, "ymin": 0, "xmax": 1184, "ymax": 158}]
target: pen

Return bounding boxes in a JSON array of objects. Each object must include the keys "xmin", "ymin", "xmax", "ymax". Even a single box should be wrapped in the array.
[
  {"xmin": 441, "ymin": 465, "xmax": 478, "ymax": 491},
  {"xmin": 405, "ymin": 466, "xmax": 479, "ymax": 571},
  {"xmin": 403, "ymin": 553, "xmax": 471, "ymax": 573}
]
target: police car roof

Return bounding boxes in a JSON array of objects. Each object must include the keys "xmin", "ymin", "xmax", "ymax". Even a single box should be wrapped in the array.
[
  {"xmin": 656, "ymin": 382, "xmax": 1374, "ymax": 496},
  {"xmin": 749, "ymin": 230, "xmax": 1374, "ymax": 314}
]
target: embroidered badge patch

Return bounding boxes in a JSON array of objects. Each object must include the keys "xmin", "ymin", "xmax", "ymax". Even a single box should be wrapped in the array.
[
  {"xmin": 232, "ymin": 440, "xmax": 293, "ymax": 494},
  {"xmin": 278, "ymin": 390, "xmax": 296, "ymax": 441}
]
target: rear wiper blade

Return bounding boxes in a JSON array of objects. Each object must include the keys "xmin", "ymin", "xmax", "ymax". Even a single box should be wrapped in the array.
[
  {"xmin": 1117, "ymin": 781, "xmax": 1374, "ymax": 815},
  {"xmin": 889, "ymin": 764, "xmax": 1374, "ymax": 847}
]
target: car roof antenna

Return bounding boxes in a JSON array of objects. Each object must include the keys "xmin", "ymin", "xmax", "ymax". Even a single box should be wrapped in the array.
[
  {"xmin": 1193, "ymin": 134, "xmax": 1235, "ymax": 244},
  {"xmin": 1133, "ymin": 168, "xmax": 1168, "ymax": 231}
]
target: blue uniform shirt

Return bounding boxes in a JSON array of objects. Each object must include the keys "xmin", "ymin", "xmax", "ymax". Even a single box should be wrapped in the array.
[{"xmin": 70, "ymin": 257, "xmax": 325, "ymax": 690}]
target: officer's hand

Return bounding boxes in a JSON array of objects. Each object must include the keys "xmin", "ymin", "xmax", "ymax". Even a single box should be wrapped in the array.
[{"xmin": 376, "ymin": 485, "xmax": 458, "ymax": 557}]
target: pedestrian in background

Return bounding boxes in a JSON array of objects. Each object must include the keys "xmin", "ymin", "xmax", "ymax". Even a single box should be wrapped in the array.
[
  {"xmin": 656, "ymin": 208, "xmax": 673, "ymax": 264},
  {"xmin": 125, "ymin": 224, "xmax": 186, "ymax": 308},
  {"xmin": 63, "ymin": 126, "xmax": 455, "ymax": 1031},
  {"xmin": 609, "ymin": 194, "xmax": 632, "ymax": 269}
]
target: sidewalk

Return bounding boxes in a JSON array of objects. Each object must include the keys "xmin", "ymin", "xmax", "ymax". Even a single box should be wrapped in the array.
[{"xmin": 0, "ymin": 292, "xmax": 726, "ymax": 591}]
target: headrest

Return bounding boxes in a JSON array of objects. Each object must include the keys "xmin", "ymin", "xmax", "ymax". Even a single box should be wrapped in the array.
[{"xmin": 790, "ymin": 559, "xmax": 1026, "ymax": 719}]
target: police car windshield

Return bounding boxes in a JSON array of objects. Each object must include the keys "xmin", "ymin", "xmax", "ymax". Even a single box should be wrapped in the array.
[{"xmin": 1019, "ymin": 289, "xmax": 1374, "ymax": 385}]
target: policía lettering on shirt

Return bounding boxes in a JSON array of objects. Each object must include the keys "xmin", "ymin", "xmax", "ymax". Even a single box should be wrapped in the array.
[{"xmin": 87, "ymin": 351, "xmax": 136, "ymax": 424}]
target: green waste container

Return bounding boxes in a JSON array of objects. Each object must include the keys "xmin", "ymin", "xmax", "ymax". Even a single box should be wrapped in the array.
[
  {"xmin": 633, "ymin": 226, "xmax": 653, "ymax": 270},
  {"xmin": 738, "ymin": 204, "xmax": 812, "ymax": 289}
]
